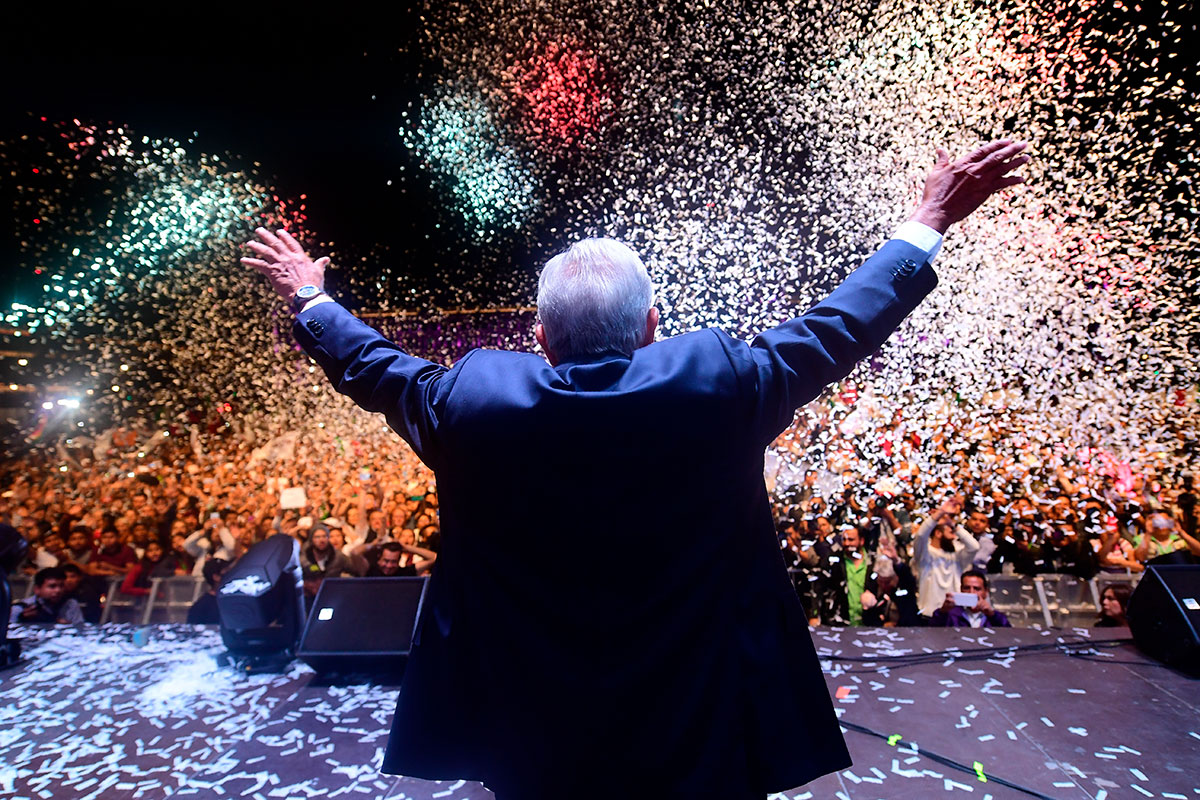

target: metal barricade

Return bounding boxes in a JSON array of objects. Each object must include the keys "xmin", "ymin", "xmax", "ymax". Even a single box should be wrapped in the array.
[
  {"xmin": 782, "ymin": 564, "xmax": 1142, "ymax": 628},
  {"xmin": 98, "ymin": 575, "xmax": 146, "ymax": 624},
  {"xmin": 987, "ymin": 574, "xmax": 1042, "ymax": 627},
  {"xmin": 143, "ymin": 576, "xmax": 205, "ymax": 623}
]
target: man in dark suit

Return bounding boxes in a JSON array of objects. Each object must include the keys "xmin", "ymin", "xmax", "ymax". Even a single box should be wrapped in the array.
[{"xmin": 244, "ymin": 139, "xmax": 1028, "ymax": 799}]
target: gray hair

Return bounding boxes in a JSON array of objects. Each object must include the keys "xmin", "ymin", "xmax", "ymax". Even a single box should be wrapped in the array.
[{"xmin": 536, "ymin": 238, "xmax": 654, "ymax": 360}]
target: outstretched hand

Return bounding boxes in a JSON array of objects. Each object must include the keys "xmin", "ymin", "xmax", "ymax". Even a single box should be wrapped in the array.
[
  {"xmin": 911, "ymin": 139, "xmax": 1031, "ymax": 233},
  {"xmin": 240, "ymin": 227, "xmax": 329, "ymax": 303}
]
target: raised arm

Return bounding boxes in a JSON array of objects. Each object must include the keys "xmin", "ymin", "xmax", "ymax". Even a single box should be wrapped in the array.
[
  {"xmin": 1176, "ymin": 521, "xmax": 1200, "ymax": 557},
  {"xmin": 242, "ymin": 228, "xmax": 446, "ymax": 464},
  {"xmin": 749, "ymin": 140, "xmax": 1030, "ymax": 439}
]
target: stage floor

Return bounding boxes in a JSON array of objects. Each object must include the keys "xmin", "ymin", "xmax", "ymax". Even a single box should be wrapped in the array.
[{"xmin": 1, "ymin": 624, "xmax": 1197, "ymax": 799}]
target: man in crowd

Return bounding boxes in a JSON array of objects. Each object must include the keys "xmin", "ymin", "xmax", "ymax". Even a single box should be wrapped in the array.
[
  {"xmin": 301, "ymin": 523, "xmax": 358, "ymax": 578},
  {"xmin": 930, "ymin": 569, "xmax": 1011, "ymax": 628},
  {"xmin": 366, "ymin": 542, "xmax": 422, "ymax": 577},
  {"xmin": 913, "ymin": 496, "xmax": 981, "ymax": 617},
  {"xmin": 818, "ymin": 525, "xmax": 869, "ymax": 626},
  {"xmin": 244, "ymin": 137, "xmax": 1029, "ymax": 798},
  {"xmin": 9, "ymin": 567, "xmax": 84, "ymax": 625},
  {"xmin": 358, "ymin": 508, "xmax": 389, "ymax": 548},
  {"xmin": 779, "ymin": 518, "xmax": 820, "ymax": 622},
  {"xmin": 965, "ymin": 508, "xmax": 995, "ymax": 570},
  {"xmin": 61, "ymin": 563, "xmax": 102, "ymax": 623},
  {"xmin": 91, "ymin": 528, "xmax": 139, "ymax": 578},
  {"xmin": 62, "ymin": 526, "xmax": 95, "ymax": 569}
]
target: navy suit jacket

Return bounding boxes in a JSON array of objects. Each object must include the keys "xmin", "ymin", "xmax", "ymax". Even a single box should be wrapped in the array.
[{"xmin": 294, "ymin": 238, "xmax": 937, "ymax": 797}]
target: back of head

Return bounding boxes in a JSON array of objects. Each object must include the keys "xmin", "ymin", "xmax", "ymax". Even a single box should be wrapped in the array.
[{"xmin": 537, "ymin": 238, "xmax": 653, "ymax": 361}]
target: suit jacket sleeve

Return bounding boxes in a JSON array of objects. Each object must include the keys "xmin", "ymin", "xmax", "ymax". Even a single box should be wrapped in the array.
[
  {"xmin": 747, "ymin": 238, "xmax": 938, "ymax": 442},
  {"xmin": 293, "ymin": 304, "xmax": 451, "ymax": 466}
]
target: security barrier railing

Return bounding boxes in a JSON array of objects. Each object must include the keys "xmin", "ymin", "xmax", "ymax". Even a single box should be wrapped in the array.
[{"xmin": 786, "ymin": 569, "xmax": 1142, "ymax": 627}]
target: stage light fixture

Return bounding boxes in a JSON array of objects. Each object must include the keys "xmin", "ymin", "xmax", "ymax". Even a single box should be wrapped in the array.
[{"xmin": 216, "ymin": 533, "xmax": 305, "ymax": 673}]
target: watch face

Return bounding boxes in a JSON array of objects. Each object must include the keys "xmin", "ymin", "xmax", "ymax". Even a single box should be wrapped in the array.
[{"xmin": 297, "ymin": 286, "xmax": 319, "ymax": 299}]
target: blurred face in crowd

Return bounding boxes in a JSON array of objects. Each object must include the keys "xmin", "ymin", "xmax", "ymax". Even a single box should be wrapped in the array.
[
  {"xmin": 43, "ymin": 534, "xmax": 65, "ymax": 556},
  {"xmin": 1148, "ymin": 513, "xmax": 1174, "ymax": 541},
  {"xmin": 787, "ymin": 525, "xmax": 804, "ymax": 548},
  {"xmin": 369, "ymin": 511, "xmax": 385, "ymax": 532},
  {"xmin": 934, "ymin": 522, "xmax": 957, "ymax": 552},
  {"xmin": 377, "ymin": 548, "xmax": 402, "ymax": 575},
  {"xmin": 236, "ymin": 525, "xmax": 255, "ymax": 547},
  {"xmin": 966, "ymin": 511, "xmax": 990, "ymax": 536},
  {"xmin": 329, "ymin": 529, "xmax": 346, "ymax": 550},
  {"xmin": 391, "ymin": 507, "xmax": 408, "ymax": 528},
  {"xmin": 841, "ymin": 527, "xmax": 861, "ymax": 555},
  {"xmin": 171, "ymin": 533, "xmax": 188, "ymax": 553},
  {"xmin": 397, "ymin": 528, "xmax": 416, "ymax": 547},
  {"xmin": 961, "ymin": 574, "xmax": 988, "ymax": 609},
  {"xmin": 131, "ymin": 523, "xmax": 150, "ymax": 547},
  {"xmin": 311, "ymin": 529, "xmax": 330, "ymax": 551},
  {"xmin": 63, "ymin": 569, "xmax": 83, "ymax": 593},
  {"xmin": 36, "ymin": 576, "xmax": 66, "ymax": 604},
  {"xmin": 67, "ymin": 530, "xmax": 90, "ymax": 552},
  {"xmin": 100, "ymin": 529, "xmax": 119, "ymax": 551},
  {"xmin": 1101, "ymin": 588, "xmax": 1125, "ymax": 619},
  {"xmin": 816, "ymin": 517, "xmax": 833, "ymax": 538},
  {"xmin": 145, "ymin": 541, "xmax": 164, "ymax": 562}
]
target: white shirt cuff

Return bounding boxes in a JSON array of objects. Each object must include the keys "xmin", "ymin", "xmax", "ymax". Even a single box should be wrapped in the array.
[
  {"xmin": 299, "ymin": 294, "xmax": 335, "ymax": 314},
  {"xmin": 892, "ymin": 220, "xmax": 944, "ymax": 264}
]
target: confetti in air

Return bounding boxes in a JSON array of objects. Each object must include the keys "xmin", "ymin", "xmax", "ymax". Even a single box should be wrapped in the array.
[
  {"xmin": 3, "ymin": 0, "xmax": 1198, "ymax": 505},
  {"xmin": 398, "ymin": 0, "xmax": 1199, "ymax": 496},
  {"xmin": 400, "ymin": 86, "xmax": 542, "ymax": 239}
]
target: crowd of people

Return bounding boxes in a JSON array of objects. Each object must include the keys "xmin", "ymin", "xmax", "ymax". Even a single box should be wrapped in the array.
[
  {"xmin": 772, "ymin": 453, "xmax": 1198, "ymax": 627},
  {"xmin": 3, "ymin": 411, "xmax": 442, "ymax": 626},
  {"xmin": 4, "ymin": 392, "xmax": 1198, "ymax": 630}
]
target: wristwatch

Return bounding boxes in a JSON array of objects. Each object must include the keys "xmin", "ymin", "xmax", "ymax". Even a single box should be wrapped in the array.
[{"xmin": 291, "ymin": 285, "xmax": 323, "ymax": 313}]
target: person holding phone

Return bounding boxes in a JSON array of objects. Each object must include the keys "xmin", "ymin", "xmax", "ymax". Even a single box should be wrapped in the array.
[{"xmin": 930, "ymin": 569, "xmax": 1010, "ymax": 628}]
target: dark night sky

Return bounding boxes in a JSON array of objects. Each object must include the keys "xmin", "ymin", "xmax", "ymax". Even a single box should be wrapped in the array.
[{"xmin": 1, "ymin": 7, "xmax": 487, "ymax": 305}]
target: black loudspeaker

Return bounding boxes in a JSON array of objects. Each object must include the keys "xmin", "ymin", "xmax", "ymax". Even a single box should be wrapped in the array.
[
  {"xmin": 1127, "ymin": 565, "xmax": 1200, "ymax": 677},
  {"xmin": 297, "ymin": 576, "xmax": 428, "ymax": 676}
]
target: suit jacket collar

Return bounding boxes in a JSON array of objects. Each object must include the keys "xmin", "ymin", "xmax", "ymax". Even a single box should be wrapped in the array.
[{"xmin": 554, "ymin": 348, "xmax": 631, "ymax": 368}]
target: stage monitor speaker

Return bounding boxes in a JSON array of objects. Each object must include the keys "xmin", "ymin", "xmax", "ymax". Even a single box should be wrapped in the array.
[
  {"xmin": 297, "ymin": 576, "xmax": 428, "ymax": 676},
  {"xmin": 1126, "ymin": 564, "xmax": 1200, "ymax": 678}
]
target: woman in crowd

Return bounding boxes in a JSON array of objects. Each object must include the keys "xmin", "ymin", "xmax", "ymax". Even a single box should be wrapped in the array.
[
  {"xmin": 1095, "ymin": 583, "xmax": 1132, "ymax": 627},
  {"xmin": 119, "ymin": 540, "xmax": 183, "ymax": 596}
]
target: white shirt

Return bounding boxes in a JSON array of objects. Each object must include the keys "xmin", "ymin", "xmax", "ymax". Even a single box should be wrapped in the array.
[{"xmin": 912, "ymin": 516, "xmax": 980, "ymax": 616}]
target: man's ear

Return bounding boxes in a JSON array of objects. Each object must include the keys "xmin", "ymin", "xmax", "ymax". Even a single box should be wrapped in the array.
[
  {"xmin": 535, "ymin": 323, "xmax": 558, "ymax": 366},
  {"xmin": 640, "ymin": 307, "xmax": 660, "ymax": 349}
]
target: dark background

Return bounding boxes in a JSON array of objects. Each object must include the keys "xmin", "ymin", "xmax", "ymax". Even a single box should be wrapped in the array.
[{"xmin": 1, "ymin": 7, "xmax": 490, "ymax": 310}]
